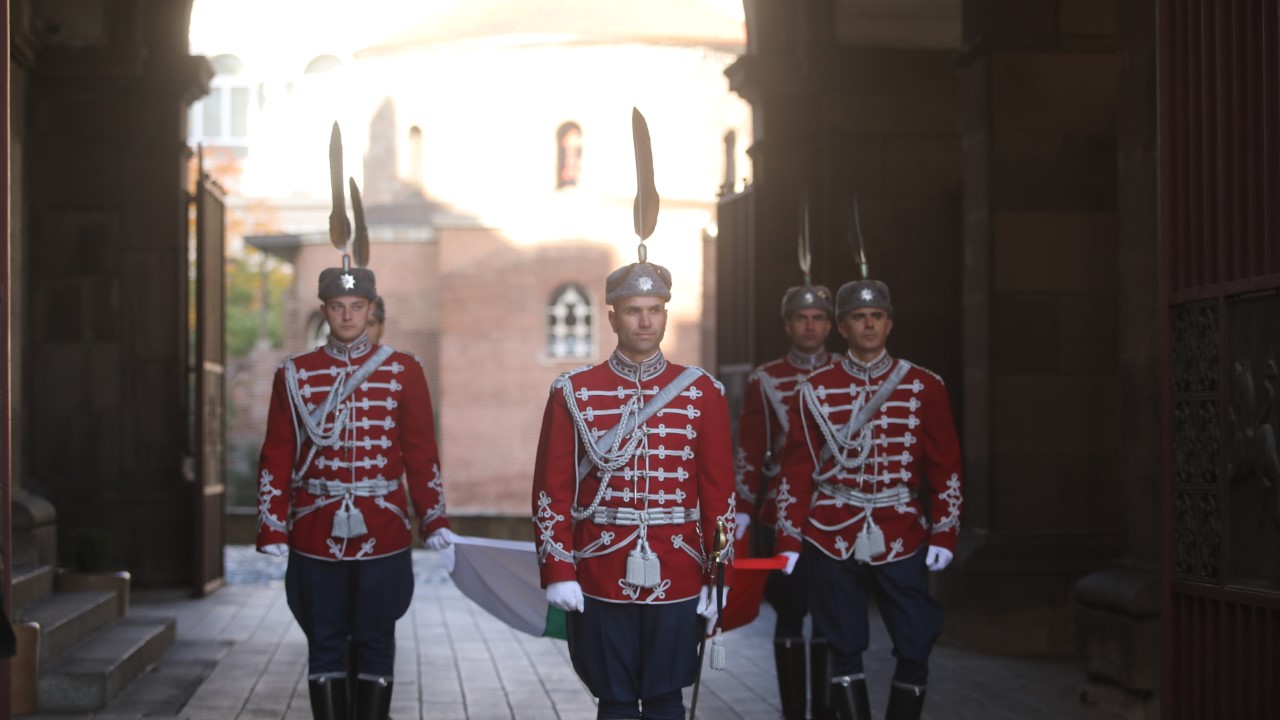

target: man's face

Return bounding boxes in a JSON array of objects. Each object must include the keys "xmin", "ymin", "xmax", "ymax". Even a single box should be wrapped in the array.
[
  {"xmin": 608, "ymin": 296, "xmax": 667, "ymax": 362},
  {"xmin": 367, "ymin": 318, "xmax": 384, "ymax": 345},
  {"xmin": 321, "ymin": 296, "xmax": 373, "ymax": 344},
  {"xmin": 837, "ymin": 307, "xmax": 893, "ymax": 360},
  {"xmin": 783, "ymin": 308, "xmax": 832, "ymax": 354}
]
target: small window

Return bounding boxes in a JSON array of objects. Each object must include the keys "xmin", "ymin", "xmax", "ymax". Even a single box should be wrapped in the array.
[
  {"xmin": 189, "ymin": 54, "xmax": 252, "ymax": 152},
  {"xmin": 547, "ymin": 284, "xmax": 592, "ymax": 359},
  {"xmin": 556, "ymin": 122, "xmax": 583, "ymax": 189}
]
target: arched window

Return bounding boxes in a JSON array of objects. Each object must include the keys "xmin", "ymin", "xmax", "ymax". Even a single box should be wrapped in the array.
[
  {"xmin": 547, "ymin": 284, "xmax": 592, "ymax": 359},
  {"xmin": 304, "ymin": 55, "xmax": 343, "ymax": 74},
  {"xmin": 556, "ymin": 122, "xmax": 583, "ymax": 189}
]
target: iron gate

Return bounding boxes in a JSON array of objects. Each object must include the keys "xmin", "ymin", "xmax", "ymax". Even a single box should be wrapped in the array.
[{"xmin": 1160, "ymin": 1, "xmax": 1280, "ymax": 717}]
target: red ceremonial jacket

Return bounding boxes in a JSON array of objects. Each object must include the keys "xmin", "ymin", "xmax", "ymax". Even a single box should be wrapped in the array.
[
  {"xmin": 532, "ymin": 349, "xmax": 737, "ymax": 603},
  {"xmin": 774, "ymin": 351, "xmax": 962, "ymax": 565},
  {"xmin": 256, "ymin": 334, "xmax": 450, "ymax": 560},
  {"xmin": 735, "ymin": 349, "xmax": 834, "ymax": 529}
]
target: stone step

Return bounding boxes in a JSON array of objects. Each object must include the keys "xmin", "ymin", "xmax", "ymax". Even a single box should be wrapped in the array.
[
  {"xmin": 15, "ymin": 590, "xmax": 118, "ymax": 665},
  {"xmin": 37, "ymin": 616, "xmax": 177, "ymax": 713},
  {"xmin": 10, "ymin": 564, "xmax": 55, "ymax": 616}
]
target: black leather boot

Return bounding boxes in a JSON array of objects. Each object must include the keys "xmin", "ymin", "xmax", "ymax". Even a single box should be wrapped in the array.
[
  {"xmin": 354, "ymin": 676, "xmax": 394, "ymax": 720},
  {"xmin": 808, "ymin": 638, "xmax": 833, "ymax": 720},
  {"xmin": 884, "ymin": 681, "xmax": 926, "ymax": 720},
  {"xmin": 830, "ymin": 674, "xmax": 871, "ymax": 720},
  {"xmin": 307, "ymin": 675, "xmax": 350, "ymax": 720},
  {"xmin": 773, "ymin": 637, "xmax": 808, "ymax": 720}
]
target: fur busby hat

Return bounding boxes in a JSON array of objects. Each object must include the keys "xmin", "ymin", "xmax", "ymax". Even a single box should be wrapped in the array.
[
  {"xmin": 605, "ymin": 262, "xmax": 672, "ymax": 305},
  {"xmin": 835, "ymin": 279, "xmax": 893, "ymax": 319},
  {"xmin": 318, "ymin": 267, "xmax": 377, "ymax": 302},
  {"xmin": 781, "ymin": 284, "xmax": 833, "ymax": 319}
]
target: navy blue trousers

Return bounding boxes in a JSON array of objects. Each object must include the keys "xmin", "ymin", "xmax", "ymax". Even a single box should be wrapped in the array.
[
  {"xmin": 566, "ymin": 597, "xmax": 701, "ymax": 720},
  {"xmin": 760, "ymin": 529, "xmax": 814, "ymax": 638},
  {"xmin": 285, "ymin": 550, "xmax": 414, "ymax": 678},
  {"xmin": 807, "ymin": 546, "xmax": 942, "ymax": 685}
]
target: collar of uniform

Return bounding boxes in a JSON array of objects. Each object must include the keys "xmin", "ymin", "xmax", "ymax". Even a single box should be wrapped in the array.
[
  {"xmin": 843, "ymin": 350, "xmax": 892, "ymax": 379},
  {"xmin": 787, "ymin": 348, "xmax": 830, "ymax": 371},
  {"xmin": 324, "ymin": 333, "xmax": 373, "ymax": 361},
  {"xmin": 609, "ymin": 348, "xmax": 668, "ymax": 382}
]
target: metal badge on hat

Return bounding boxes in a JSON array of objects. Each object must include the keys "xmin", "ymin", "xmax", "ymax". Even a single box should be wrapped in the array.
[{"xmin": 328, "ymin": 121, "xmax": 371, "ymax": 286}]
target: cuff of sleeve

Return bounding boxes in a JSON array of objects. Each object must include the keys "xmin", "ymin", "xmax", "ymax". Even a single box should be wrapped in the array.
[
  {"xmin": 421, "ymin": 518, "xmax": 451, "ymax": 539},
  {"xmin": 257, "ymin": 530, "xmax": 288, "ymax": 549},
  {"xmin": 775, "ymin": 535, "xmax": 802, "ymax": 555},
  {"xmin": 541, "ymin": 562, "xmax": 577, "ymax": 587},
  {"xmin": 927, "ymin": 528, "xmax": 958, "ymax": 552}
]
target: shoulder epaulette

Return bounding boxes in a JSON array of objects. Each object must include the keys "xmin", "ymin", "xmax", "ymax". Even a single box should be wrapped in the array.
[
  {"xmin": 398, "ymin": 349, "xmax": 428, "ymax": 372},
  {"xmin": 276, "ymin": 349, "xmax": 314, "ymax": 371},
  {"xmin": 685, "ymin": 365, "xmax": 726, "ymax": 396},
  {"xmin": 550, "ymin": 364, "xmax": 593, "ymax": 393},
  {"xmin": 911, "ymin": 363, "xmax": 946, "ymax": 386}
]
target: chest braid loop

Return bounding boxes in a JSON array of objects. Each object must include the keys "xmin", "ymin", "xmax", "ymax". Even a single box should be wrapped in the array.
[
  {"xmin": 800, "ymin": 384, "xmax": 873, "ymax": 482},
  {"xmin": 561, "ymin": 382, "xmax": 647, "ymax": 522}
]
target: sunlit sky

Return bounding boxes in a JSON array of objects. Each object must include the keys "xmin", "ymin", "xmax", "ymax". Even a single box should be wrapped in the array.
[{"xmin": 189, "ymin": 0, "xmax": 745, "ymax": 54}]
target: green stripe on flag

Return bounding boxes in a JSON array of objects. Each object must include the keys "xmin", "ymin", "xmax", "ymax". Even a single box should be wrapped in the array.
[
  {"xmin": 445, "ymin": 535, "xmax": 567, "ymax": 640},
  {"xmin": 544, "ymin": 605, "xmax": 568, "ymax": 640}
]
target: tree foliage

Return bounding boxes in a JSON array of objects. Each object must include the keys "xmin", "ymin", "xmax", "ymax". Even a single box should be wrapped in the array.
[{"xmin": 226, "ymin": 250, "xmax": 292, "ymax": 356}]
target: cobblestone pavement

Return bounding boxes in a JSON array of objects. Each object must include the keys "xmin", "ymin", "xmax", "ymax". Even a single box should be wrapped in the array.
[{"xmin": 27, "ymin": 546, "xmax": 1128, "ymax": 720}]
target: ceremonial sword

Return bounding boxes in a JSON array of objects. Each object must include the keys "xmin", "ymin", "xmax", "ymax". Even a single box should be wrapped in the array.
[{"xmin": 688, "ymin": 518, "xmax": 729, "ymax": 720}]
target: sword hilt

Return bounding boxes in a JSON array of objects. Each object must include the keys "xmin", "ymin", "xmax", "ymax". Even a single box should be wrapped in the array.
[{"xmin": 713, "ymin": 518, "xmax": 729, "ymax": 564}]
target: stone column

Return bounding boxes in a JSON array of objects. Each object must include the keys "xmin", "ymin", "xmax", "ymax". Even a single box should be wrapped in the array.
[
  {"xmin": 943, "ymin": 0, "xmax": 1124, "ymax": 655},
  {"xmin": 1073, "ymin": 0, "xmax": 1161, "ymax": 713},
  {"xmin": 726, "ymin": 0, "xmax": 962, "ymax": 385},
  {"xmin": 20, "ymin": 0, "xmax": 211, "ymax": 585}
]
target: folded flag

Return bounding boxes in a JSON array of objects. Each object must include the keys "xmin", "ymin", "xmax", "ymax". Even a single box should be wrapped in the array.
[
  {"xmin": 719, "ymin": 539, "xmax": 787, "ymax": 632},
  {"xmin": 441, "ymin": 535, "xmax": 567, "ymax": 639},
  {"xmin": 442, "ymin": 534, "xmax": 787, "ymax": 638}
]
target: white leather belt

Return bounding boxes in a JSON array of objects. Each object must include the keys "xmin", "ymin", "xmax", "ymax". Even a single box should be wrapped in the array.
[
  {"xmin": 306, "ymin": 478, "xmax": 399, "ymax": 497},
  {"xmin": 588, "ymin": 506, "xmax": 699, "ymax": 526},
  {"xmin": 817, "ymin": 482, "xmax": 913, "ymax": 508}
]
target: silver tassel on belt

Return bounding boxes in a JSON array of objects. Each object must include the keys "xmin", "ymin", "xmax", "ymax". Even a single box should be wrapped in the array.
[
  {"xmin": 626, "ymin": 537, "xmax": 661, "ymax": 588},
  {"xmin": 332, "ymin": 495, "xmax": 368, "ymax": 539},
  {"xmin": 853, "ymin": 511, "xmax": 885, "ymax": 563}
]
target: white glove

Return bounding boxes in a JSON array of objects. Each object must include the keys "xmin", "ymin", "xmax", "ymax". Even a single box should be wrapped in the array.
[
  {"xmin": 696, "ymin": 585, "xmax": 730, "ymax": 624},
  {"xmin": 734, "ymin": 512, "xmax": 751, "ymax": 541},
  {"xmin": 926, "ymin": 545, "xmax": 953, "ymax": 571},
  {"xmin": 546, "ymin": 581, "xmax": 584, "ymax": 612},
  {"xmin": 779, "ymin": 551, "xmax": 799, "ymax": 575},
  {"xmin": 259, "ymin": 543, "xmax": 288, "ymax": 557},
  {"xmin": 426, "ymin": 528, "xmax": 457, "ymax": 551}
]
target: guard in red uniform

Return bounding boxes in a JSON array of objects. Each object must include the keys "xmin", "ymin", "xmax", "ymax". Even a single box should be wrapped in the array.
[
  {"xmin": 774, "ymin": 278, "xmax": 963, "ymax": 720},
  {"xmin": 256, "ymin": 264, "xmax": 453, "ymax": 720},
  {"xmin": 532, "ymin": 258, "xmax": 737, "ymax": 720},
  {"xmin": 735, "ymin": 283, "xmax": 836, "ymax": 719}
]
